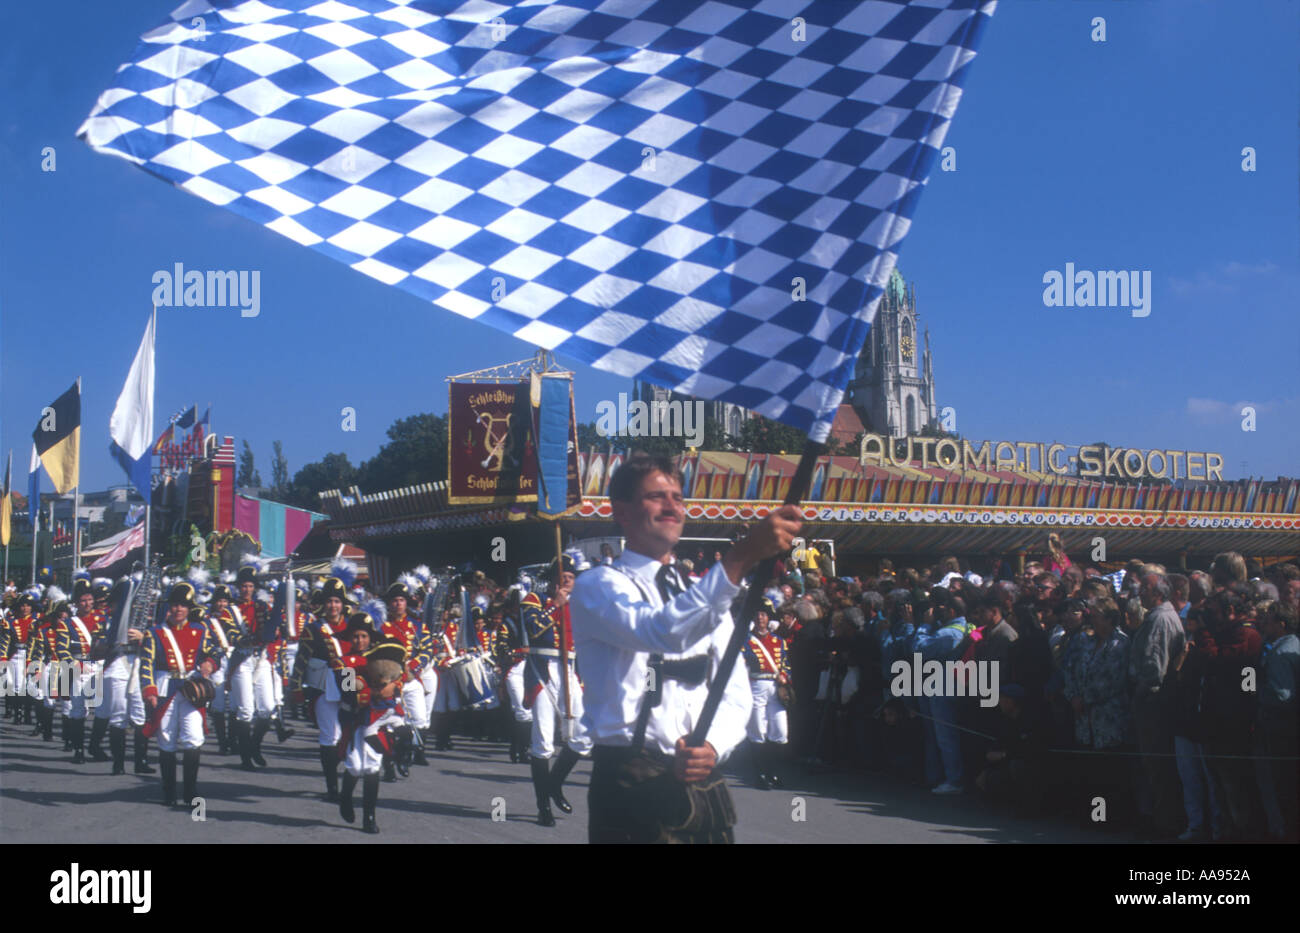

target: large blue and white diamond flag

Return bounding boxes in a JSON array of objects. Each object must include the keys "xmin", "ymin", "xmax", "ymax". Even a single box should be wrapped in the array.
[{"xmin": 80, "ymin": 0, "xmax": 994, "ymax": 442}]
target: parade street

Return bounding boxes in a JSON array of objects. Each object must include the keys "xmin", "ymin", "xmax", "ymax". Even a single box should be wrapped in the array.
[{"xmin": 1, "ymin": 716, "xmax": 1104, "ymax": 845}]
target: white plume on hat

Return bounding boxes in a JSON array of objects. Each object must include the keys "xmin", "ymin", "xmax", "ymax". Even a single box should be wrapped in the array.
[
  {"xmin": 360, "ymin": 598, "xmax": 387, "ymax": 625},
  {"xmin": 255, "ymin": 588, "xmax": 273, "ymax": 606},
  {"xmin": 93, "ymin": 576, "xmax": 113, "ymax": 588},
  {"xmin": 220, "ymin": 570, "xmax": 236, "ymax": 584},
  {"xmin": 398, "ymin": 572, "xmax": 421, "ymax": 593},
  {"xmin": 411, "ymin": 565, "xmax": 431, "ymax": 584},
  {"xmin": 187, "ymin": 566, "xmax": 212, "ymax": 587}
]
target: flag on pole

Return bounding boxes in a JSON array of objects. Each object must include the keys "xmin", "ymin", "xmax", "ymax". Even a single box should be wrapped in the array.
[
  {"xmin": 33, "ymin": 382, "xmax": 80, "ymax": 494},
  {"xmin": 90, "ymin": 522, "xmax": 146, "ymax": 570},
  {"xmin": 28, "ymin": 444, "xmax": 41, "ymax": 532},
  {"xmin": 0, "ymin": 451, "xmax": 11, "ymax": 547},
  {"xmin": 110, "ymin": 310, "xmax": 157, "ymax": 501},
  {"xmin": 79, "ymin": 0, "xmax": 995, "ymax": 442}
]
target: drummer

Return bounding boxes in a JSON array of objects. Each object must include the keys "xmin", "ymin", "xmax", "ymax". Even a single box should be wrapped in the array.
[{"xmin": 465, "ymin": 605, "xmax": 502, "ymax": 742}]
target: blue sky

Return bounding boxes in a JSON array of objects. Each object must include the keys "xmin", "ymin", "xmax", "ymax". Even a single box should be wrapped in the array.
[{"xmin": 2, "ymin": 0, "xmax": 1297, "ymax": 493}]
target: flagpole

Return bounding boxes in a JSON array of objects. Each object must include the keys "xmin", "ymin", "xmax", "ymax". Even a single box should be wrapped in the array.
[
  {"xmin": 2, "ymin": 450, "xmax": 10, "ymax": 586},
  {"xmin": 688, "ymin": 439, "xmax": 826, "ymax": 749}
]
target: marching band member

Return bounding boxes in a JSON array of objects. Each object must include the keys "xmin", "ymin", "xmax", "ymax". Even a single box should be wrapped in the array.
[
  {"xmin": 55, "ymin": 578, "xmax": 104, "ymax": 765},
  {"xmin": 90, "ymin": 574, "xmax": 153, "ymax": 776},
  {"xmin": 281, "ymin": 578, "xmax": 311, "ymax": 720},
  {"xmin": 467, "ymin": 605, "xmax": 502, "ymax": 742},
  {"xmin": 523, "ymin": 556, "xmax": 592, "ymax": 827},
  {"xmin": 499, "ymin": 587, "xmax": 533, "ymax": 764},
  {"xmin": 429, "ymin": 605, "xmax": 463, "ymax": 751},
  {"xmin": 291, "ymin": 575, "xmax": 356, "ymax": 801},
  {"xmin": 31, "ymin": 589, "xmax": 66, "ymax": 745},
  {"xmin": 743, "ymin": 599, "xmax": 791, "ymax": 790},
  {"xmin": 205, "ymin": 583, "xmax": 239, "ymax": 755},
  {"xmin": 570, "ymin": 454, "xmax": 800, "ymax": 844},
  {"xmin": 140, "ymin": 583, "xmax": 221, "ymax": 809},
  {"xmin": 381, "ymin": 582, "xmax": 434, "ymax": 771},
  {"xmin": 262, "ymin": 583, "xmax": 295, "ymax": 747},
  {"xmin": 229, "ymin": 567, "xmax": 278, "ymax": 768},
  {"xmin": 336, "ymin": 615, "xmax": 406, "ymax": 835},
  {"xmin": 1, "ymin": 592, "xmax": 38, "ymax": 727}
]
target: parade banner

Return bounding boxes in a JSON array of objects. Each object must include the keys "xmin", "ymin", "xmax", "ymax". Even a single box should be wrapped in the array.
[
  {"xmin": 530, "ymin": 374, "xmax": 581, "ymax": 518},
  {"xmin": 447, "ymin": 382, "xmax": 538, "ymax": 505}
]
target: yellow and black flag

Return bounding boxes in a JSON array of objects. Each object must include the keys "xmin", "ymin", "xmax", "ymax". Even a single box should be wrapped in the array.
[
  {"xmin": 0, "ymin": 451, "xmax": 11, "ymax": 546},
  {"xmin": 33, "ymin": 381, "xmax": 80, "ymax": 494}
]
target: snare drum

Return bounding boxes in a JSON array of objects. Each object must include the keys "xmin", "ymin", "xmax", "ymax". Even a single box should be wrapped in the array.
[{"xmin": 449, "ymin": 654, "xmax": 498, "ymax": 709}]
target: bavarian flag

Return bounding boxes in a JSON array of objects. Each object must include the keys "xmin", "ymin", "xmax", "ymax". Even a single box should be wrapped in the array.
[{"xmin": 33, "ymin": 381, "xmax": 80, "ymax": 494}]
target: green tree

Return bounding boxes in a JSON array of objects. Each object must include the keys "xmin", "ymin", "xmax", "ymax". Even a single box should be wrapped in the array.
[
  {"xmin": 270, "ymin": 440, "xmax": 290, "ymax": 500},
  {"xmin": 237, "ymin": 440, "xmax": 262, "ymax": 488},
  {"xmin": 286, "ymin": 452, "xmax": 357, "ymax": 510},
  {"xmin": 354, "ymin": 413, "xmax": 448, "ymax": 492},
  {"xmin": 736, "ymin": 415, "xmax": 809, "ymax": 454}
]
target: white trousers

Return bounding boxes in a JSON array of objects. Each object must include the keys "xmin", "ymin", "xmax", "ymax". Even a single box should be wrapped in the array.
[
  {"xmin": 59, "ymin": 662, "xmax": 102, "ymax": 719},
  {"xmin": 209, "ymin": 656, "xmax": 228, "ymax": 714},
  {"xmin": 530, "ymin": 659, "xmax": 591, "ymax": 759},
  {"xmin": 316, "ymin": 696, "xmax": 342, "ymax": 746},
  {"xmin": 230, "ymin": 653, "xmax": 274, "ymax": 722},
  {"xmin": 97, "ymin": 655, "xmax": 146, "ymax": 728},
  {"xmin": 154, "ymin": 673, "xmax": 206, "ymax": 752},
  {"xmin": 506, "ymin": 663, "xmax": 532, "ymax": 723},
  {"xmin": 344, "ymin": 708, "xmax": 403, "ymax": 777},
  {"xmin": 402, "ymin": 678, "xmax": 430, "ymax": 731},
  {"xmin": 747, "ymin": 679, "xmax": 788, "ymax": 744}
]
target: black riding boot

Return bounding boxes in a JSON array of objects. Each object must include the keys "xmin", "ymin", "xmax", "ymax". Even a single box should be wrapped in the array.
[
  {"xmin": 319, "ymin": 745, "xmax": 339, "ymax": 801},
  {"xmin": 134, "ymin": 726, "xmax": 156, "ymax": 774},
  {"xmin": 160, "ymin": 751, "xmax": 178, "ymax": 806},
  {"xmin": 361, "ymin": 773, "xmax": 380, "ymax": 834},
  {"xmin": 434, "ymin": 713, "xmax": 452, "ymax": 750},
  {"xmin": 274, "ymin": 713, "xmax": 294, "ymax": 743},
  {"xmin": 766, "ymin": 741, "xmax": 786, "ymax": 789},
  {"xmin": 70, "ymin": 718, "xmax": 86, "ymax": 764},
  {"xmin": 752, "ymin": 740, "xmax": 771, "ymax": 790},
  {"xmin": 62, "ymin": 713, "xmax": 71, "ymax": 750},
  {"xmin": 339, "ymin": 771, "xmax": 358, "ymax": 823},
  {"xmin": 516, "ymin": 720, "xmax": 533, "ymax": 764},
  {"xmin": 382, "ymin": 758, "xmax": 398, "ymax": 783},
  {"xmin": 531, "ymin": 757, "xmax": 555, "ymax": 826},
  {"xmin": 109, "ymin": 726, "xmax": 127, "ymax": 775},
  {"xmin": 25, "ymin": 695, "xmax": 36, "ymax": 724},
  {"xmin": 88, "ymin": 717, "xmax": 110, "ymax": 762},
  {"xmin": 250, "ymin": 718, "xmax": 271, "ymax": 767},
  {"xmin": 234, "ymin": 721, "xmax": 256, "ymax": 771},
  {"xmin": 550, "ymin": 745, "xmax": 581, "ymax": 814},
  {"xmin": 41, "ymin": 705, "xmax": 54, "ymax": 742},
  {"xmin": 213, "ymin": 713, "xmax": 229, "ymax": 754},
  {"xmin": 181, "ymin": 750, "xmax": 200, "ymax": 809}
]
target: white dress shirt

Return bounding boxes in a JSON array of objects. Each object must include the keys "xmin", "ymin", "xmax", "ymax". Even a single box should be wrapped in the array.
[{"xmin": 570, "ymin": 549, "xmax": 753, "ymax": 760}]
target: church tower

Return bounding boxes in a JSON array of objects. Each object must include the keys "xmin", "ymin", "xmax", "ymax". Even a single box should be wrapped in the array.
[{"xmin": 845, "ymin": 268, "xmax": 938, "ymax": 437}]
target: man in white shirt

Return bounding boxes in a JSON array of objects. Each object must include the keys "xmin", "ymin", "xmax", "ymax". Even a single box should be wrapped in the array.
[{"xmin": 571, "ymin": 454, "xmax": 801, "ymax": 843}]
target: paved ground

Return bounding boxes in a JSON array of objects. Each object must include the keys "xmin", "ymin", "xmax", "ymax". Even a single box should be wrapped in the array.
[{"xmin": 1, "ymin": 714, "xmax": 1109, "ymax": 844}]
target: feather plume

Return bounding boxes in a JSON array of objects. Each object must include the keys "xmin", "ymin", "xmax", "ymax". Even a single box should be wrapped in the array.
[{"xmin": 330, "ymin": 558, "xmax": 358, "ymax": 589}]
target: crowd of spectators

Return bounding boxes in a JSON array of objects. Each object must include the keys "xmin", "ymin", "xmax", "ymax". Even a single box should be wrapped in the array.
[{"xmin": 682, "ymin": 541, "xmax": 1298, "ymax": 843}]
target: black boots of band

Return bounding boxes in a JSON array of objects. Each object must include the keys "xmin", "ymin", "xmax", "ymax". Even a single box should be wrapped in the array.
[
  {"xmin": 549, "ymin": 746, "xmax": 580, "ymax": 814},
  {"xmin": 234, "ymin": 721, "xmax": 256, "ymax": 771},
  {"xmin": 510, "ymin": 720, "xmax": 532, "ymax": 764},
  {"xmin": 213, "ymin": 712, "xmax": 229, "ymax": 754},
  {"xmin": 751, "ymin": 741, "xmax": 785, "ymax": 790},
  {"xmin": 110, "ymin": 726, "xmax": 127, "ymax": 775},
  {"xmin": 181, "ymin": 750, "xmax": 200, "ymax": 808},
  {"xmin": 339, "ymin": 772, "xmax": 358, "ymax": 823},
  {"xmin": 431, "ymin": 712, "xmax": 453, "ymax": 751},
  {"xmin": 362, "ymin": 773, "xmax": 380, "ymax": 834},
  {"xmin": 62, "ymin": 714, "xmax": 72, "ymax": 751},
  {"xmin": 274, "ymin": 713, "xmax": 294, "ymax": 743},
  {"xmin": 765, "ymin": 741, "xmax": 786, "ymax": 789},
  {"xmin": 134, "ymin": 726, "xmax": 156, "ymax": 774},
  {"xmin": 160, "ymin": 751, "xmax": 178, "ymax": 806},
  {"xmin": 319, "ymin": 745, "xmax": 340, "ymax": 802},
  {"xmin": 250, "ymin": 718, "xmax": 271, "ymax": 767},
  {"xmin": 70, "ymin": 718, "xmax": 86, "ymax": 764},
  {"xmin": 88, "ymin": 717, "xmax": 110, "ymax": 762},
  {"xmin": 412, "ymin": 729, "xmax": 429, "ymax": 767},
  {"xmin": 41, "ymin": 705, "xmax": 54, "ymax": 742},
  {"xmin": 531, "ymin": 757, "xmax": 555, "ymax": 827}
]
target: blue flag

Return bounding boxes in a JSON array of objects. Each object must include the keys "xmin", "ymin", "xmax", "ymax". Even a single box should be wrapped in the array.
[{"xmin": 81, "ymin": 0, "xmax": 994, "ymax": 441}]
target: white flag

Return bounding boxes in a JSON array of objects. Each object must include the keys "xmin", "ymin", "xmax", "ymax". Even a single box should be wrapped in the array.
[{"xmin": 109, "ymin": 310, "xmax": 155, "ymax": 498}]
